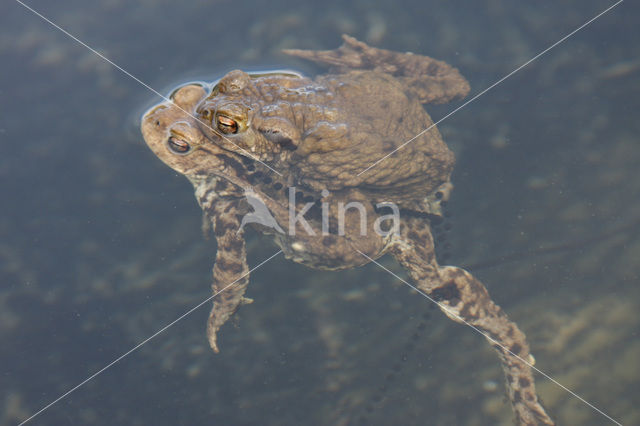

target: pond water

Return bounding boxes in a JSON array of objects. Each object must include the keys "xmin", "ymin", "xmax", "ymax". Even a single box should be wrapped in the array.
[{"xmin": 1, "ymin": 1, "xmax": 638, "ymax": 425}]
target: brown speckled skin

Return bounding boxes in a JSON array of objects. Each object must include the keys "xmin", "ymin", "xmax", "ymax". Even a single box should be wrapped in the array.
[
  {"xmin": 141, "ymin": 35, "xmax": 554, "ymax": 425},
  {"xmin": 195, "ymin": 35, "xmax": 466, "ymax": 212}
]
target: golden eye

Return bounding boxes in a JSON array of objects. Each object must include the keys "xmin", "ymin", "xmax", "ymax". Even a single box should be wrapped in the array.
[
  {"xmin": 216, "ymin": 115, "xmax": 238, "ymax": 134},
  {"xmin": 168, "ymin": 136, "xmax": 190, "ymax": 154}
]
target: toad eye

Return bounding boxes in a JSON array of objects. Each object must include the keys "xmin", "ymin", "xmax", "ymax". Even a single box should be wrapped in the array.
[
  {"xmin": 216, "ymin": 115, "xmax": 238, "ymax": 134},
  {"xmin": 168, "ymin": 136, "xmax": 190, "ymax": 154}
]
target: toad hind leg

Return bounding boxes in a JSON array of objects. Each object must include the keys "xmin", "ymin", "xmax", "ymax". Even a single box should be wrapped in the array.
[
  {"xmin": 283, "ymin": 34, "xmax": 470, "ymax": 104},
  {"xmin": 206, "ymin": 200, "xmax": 251, "ymax": 353},
  {"xmin": 391, "ymin": 219, "xmax": 554, "ymax": 425}
]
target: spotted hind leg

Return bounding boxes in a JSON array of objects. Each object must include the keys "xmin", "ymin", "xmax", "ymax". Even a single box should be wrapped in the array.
[
  {"xmin": 391, "ymin": 218, "xmax": 554, "ymax": 425},
  {"xmin": 283, "ymin": 34, "xmax": 470, "ymax": 104},
  {"xmin": 435, "ymin": 265, "xmax": 554, "ymax": 425}
]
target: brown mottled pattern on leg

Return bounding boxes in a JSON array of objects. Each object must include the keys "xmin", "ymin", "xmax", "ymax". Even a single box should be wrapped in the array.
[
  {"xmin": 206, "ymin": 199, "xmax": 250, "ymax": 353},
  {"xmin": 391, "ymin": 217, "xmax": 554, "ymax": 425},
  {"xmin": 283, "ymin": 34, "xmax": 469, "ymax": 104}
]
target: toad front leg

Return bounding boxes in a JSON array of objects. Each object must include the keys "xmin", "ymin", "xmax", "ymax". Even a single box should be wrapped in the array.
[
  {"xmin": 391, "ymin": 217, "xmax": 554, "ymax": 425},
  {"xmin": 206, "ymin": 199, "xmax": 251, "ymax": 353}
]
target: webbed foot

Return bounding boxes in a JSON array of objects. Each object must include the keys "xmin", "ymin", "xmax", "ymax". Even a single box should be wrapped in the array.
[{"xmin": 283, "ymin": 34, "xmax": 470, "ymax": 104}]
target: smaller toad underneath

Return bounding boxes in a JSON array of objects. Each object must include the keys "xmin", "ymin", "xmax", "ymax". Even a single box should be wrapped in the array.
[{"xmin": 141, "ymin": 35, "xmax": 554, "ymax": 425}]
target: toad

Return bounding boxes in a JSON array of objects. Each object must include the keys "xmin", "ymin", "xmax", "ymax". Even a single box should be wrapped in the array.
[{"xmin": 141, "ymin": 35, "xmax": 554, "ymax": 425}]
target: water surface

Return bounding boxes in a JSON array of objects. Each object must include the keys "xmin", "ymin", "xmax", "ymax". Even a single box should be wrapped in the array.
[{"xmin": 1, "ymin": 1, "xmax": 639, "ymax": 425}]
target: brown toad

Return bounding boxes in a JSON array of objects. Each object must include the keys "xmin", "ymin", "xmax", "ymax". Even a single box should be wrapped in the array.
[{"xmin": 141, "ymin": 35, "xmax": 554, "ymax": 425}]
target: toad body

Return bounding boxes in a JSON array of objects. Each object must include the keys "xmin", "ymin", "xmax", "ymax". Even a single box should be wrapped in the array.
[{"xmin": 141, "ymin": 35, "xmax": 554, "ymax": 425}]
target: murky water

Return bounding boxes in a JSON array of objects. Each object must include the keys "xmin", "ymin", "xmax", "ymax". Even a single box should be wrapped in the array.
[{"xmin": 1, "ymin": 1, "xmax": 639, "ymax": 425}]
